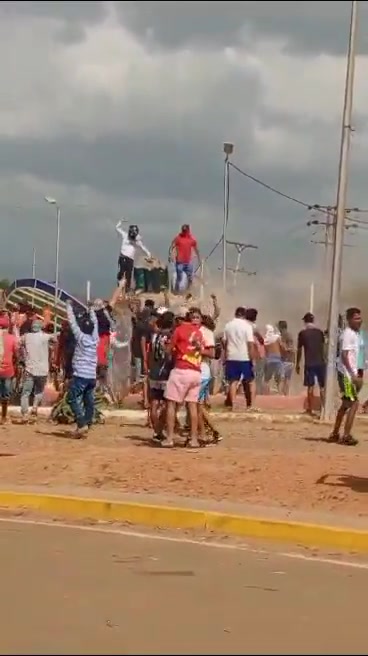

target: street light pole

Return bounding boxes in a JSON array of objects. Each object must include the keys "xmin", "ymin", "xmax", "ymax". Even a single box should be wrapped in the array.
[
  {"xmin": 55, "ymin": 205, "xmax": 61, "ymax": 323},
  {"xmin": 32, "ymin": 248, "xmax": 36, "ymax": 278},
  {"xmin": 323, "ymin": 0, "xmax": 358, "ymax": 422},
  {"xmin": 45, "ymin": 196, "xmax": 61, "ymax": 333},
  {"xmin": 222, "ymin": 142, "xmax": 234, "ymax": 292}
]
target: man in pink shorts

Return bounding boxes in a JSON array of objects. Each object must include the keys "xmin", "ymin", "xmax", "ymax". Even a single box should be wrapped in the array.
[{"xmin": 163, "ymin": 307, "xmax": 204, "ymax": 448}]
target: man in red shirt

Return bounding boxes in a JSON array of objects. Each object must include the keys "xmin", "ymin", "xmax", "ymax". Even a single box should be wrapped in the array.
[
  {"xmin": 170, "ymin": 224, "xmax": 201, "ymax": 293},
  {"xmin": 0, "ymin": 314, "xmax": 18, "ymax": 424},
  {"xmin": 163, "ymin": 307, "xmax": 205, "ymax": 449}
]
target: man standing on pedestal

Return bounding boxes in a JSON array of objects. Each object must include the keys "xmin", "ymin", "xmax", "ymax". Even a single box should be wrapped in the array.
[
  {"xmin": 115, "ymin": 221, "xmax": 152, "ymax": 291},
  {"xmin": 169, "ymin": 224, "xmax": 201, "ymax": 293}
]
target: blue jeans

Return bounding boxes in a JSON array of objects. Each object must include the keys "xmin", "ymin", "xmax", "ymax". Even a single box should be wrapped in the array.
[
  {"xmin": 175, "ymin": 262, "xmax": 193, "ymax": 291},
  {"xmin": 67, "ymin": 376, "xmax": 96, "ymax": 429}
]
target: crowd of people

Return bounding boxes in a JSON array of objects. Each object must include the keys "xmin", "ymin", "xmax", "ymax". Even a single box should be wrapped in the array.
[
  {"xmin": 0, "ymin": 280, "xmax": 365, "ymax": 448},
  {"xmin": 0, "ymin": 222, "xmax": 365, "ymax": 448}
]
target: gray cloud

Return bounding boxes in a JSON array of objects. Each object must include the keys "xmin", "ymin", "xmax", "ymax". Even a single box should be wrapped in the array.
[
  {"xmin": 0, "ymin": 1, "xmax": 106, "ymax": 23},
  {"xmin": 2, "ymin": 2, "xmax": 367, "ymax": 55},
  {"xmin": 118, "ymin": 1, "xmax": 368, "ymax": 56}
]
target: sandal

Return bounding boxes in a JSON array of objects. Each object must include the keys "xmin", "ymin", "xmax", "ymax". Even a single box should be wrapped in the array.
[
  {"xmin": 186, "ymin": 438, "xmax": 200, "ymax": 449},
  {"xmin": 160, "ymin": 439, "xmax": 175, "ymax": 448}
]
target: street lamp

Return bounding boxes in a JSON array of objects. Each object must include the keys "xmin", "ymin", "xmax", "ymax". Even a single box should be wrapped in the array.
[
  {"xmin": 44, "ymin": 196, "xmax": 61, "ymax": 333},
  {"xmin": 222, "ymin": 142, "xmax": 234, "ymax": 291}
]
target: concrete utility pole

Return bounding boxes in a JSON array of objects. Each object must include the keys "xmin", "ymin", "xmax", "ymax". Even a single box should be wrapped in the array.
[
  {"xmin": 323, "ymin": 0, "xmax": 359, "ymax": 422},
  {"xmin": 32, "ymin": 248, "xmax": 36, "ymax": 278}
]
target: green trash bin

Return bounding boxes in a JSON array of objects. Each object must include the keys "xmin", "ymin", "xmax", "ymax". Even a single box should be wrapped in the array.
[
  {"xmin": 146, "ymin": 267, "xmax": 169, "ymax": 294},
  {"xmin": 134, "ymin": 267, "xmax": 146, "ymax": 292},
  {"xmin": 158, "ymin": 266, "xmax": 169, "ymax": 290}
]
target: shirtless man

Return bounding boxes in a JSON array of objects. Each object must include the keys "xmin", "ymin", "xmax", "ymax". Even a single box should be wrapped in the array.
[{"xmin": 263, "ymin": 325, "xmax": 282, "ymax": 394}]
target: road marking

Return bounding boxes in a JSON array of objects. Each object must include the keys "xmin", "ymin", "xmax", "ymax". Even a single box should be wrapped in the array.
[{"xmin": 0, "ymin": 515, "xmax": 367, "ymax": 570}]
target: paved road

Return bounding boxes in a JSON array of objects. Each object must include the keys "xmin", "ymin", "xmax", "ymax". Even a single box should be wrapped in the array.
[{"xmin": 0, "ymin": 520, "xmax": 367, "ymax": 655}]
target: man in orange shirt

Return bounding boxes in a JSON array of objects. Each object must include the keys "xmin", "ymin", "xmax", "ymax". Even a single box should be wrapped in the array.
[
  {"xmin": 163, "ymin": 307, "xmax": 206, "ymax": 448},
  {"xmin": 170, "ymin": 224, "xmax": 201, "ymax": 292}
]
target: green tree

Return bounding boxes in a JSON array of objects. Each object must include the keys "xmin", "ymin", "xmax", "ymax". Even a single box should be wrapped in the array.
[{"xmin": 0, "ymin": 278, "xmax": 11, "ymax": 290}]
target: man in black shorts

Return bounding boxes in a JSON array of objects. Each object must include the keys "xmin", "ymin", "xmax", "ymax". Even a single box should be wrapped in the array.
[{"xmin": 296, "ymin": 312, "xmax": 325, "ymax": 415}]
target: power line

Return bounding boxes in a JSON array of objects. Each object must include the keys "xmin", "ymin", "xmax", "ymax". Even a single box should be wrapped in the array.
[
  {"xmin": 201, "ymin": 155, "xmax": 368, "ymax": 272},
  {"xmin": 229, "ymin": 161, "xmax": 315, "ymax": 210}
]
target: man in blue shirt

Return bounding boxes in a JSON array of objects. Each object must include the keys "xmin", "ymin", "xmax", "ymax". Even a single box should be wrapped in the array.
[{"xmin": 66, "ymin": 300, "xmax": 99, "ymax": 438}]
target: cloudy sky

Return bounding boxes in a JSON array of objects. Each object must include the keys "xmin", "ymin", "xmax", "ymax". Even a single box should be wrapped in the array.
[{"xmin": 1, "ymin": 0, "xmax": 368, "ymax": 299}]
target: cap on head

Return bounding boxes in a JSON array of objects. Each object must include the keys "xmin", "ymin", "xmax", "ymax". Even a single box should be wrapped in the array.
[
  {"xmin": 77, "ymin": 312, "xmax": 94, "ymax": 335},
  {"xmin": 302, "ymin": 312, "xmax": 314, "ymax": 323}
]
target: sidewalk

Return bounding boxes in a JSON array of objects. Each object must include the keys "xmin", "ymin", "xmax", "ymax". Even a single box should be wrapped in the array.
[{"xmin": 0, "ymin": 484, "xmax": 367, "ymax": 553}]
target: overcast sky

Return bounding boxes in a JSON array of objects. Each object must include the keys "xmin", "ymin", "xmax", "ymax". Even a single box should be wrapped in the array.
[{"xmin": 1, "ymin": 1, "xmax": 368, "ymax": 297}]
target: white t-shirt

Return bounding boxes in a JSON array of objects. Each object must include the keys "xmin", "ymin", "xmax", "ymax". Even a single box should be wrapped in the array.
[
  {"xmin": 24, "ymin": 332, "xmax": 53, "ymax": 377},
  {"xmin": 337, "ymin": 327, "xmax": 361, "ymax": 378},
  {"xmin": 224, "ymin": 317, "xmax": 254, "ymax": 361},
  {"xmin": 200, "ymin": 326, "xmax": 215, "ymax": 378}
]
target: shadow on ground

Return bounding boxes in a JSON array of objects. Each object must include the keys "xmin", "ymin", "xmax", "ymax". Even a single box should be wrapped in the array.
[{"xmin": 317, "ymin": 473, "xmax": 368, "ymax": 493}]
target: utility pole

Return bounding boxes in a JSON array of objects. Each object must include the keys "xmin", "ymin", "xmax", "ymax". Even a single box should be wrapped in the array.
[
  {"xmin": 226, "ymin": 240, "xmax": 258, "ymax": 288},
  {"xmin": 227, "ymin": 241, "xmax": 258, "ymax": 285},
  {"xmin": 222, "ymin": 142, "xmax": 234, "ymax": 292},
  {"xmin": 323, "ymin": 0, "xmax": 358, "ymax": 422},
  {"xmin": 219, "ymin": 266, "xmax": 256, "ymax": 287},
  {"xmin": 32, "ymin": 248, "xmax": 36, "ymax": 278},
  {"xmin": 311, "ymin": 240, "xmax": 355, "ymax": 248},
  {"xmin": 307, "ymin": 205, "xmax": 360, "ymax": 312}
]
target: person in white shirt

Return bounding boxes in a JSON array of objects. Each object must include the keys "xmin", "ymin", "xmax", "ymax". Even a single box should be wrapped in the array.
[
  {"xmin": 223, "ymin": 306, "xmax": 255, "ymax": 409},
  {"xmin": 331, "ymin": 306, "xmax": 363, "ymax": 446},
  {"xmin": 198, "ymin": 315, "xmax": 220, "ymax": 443},
  {"xmin": 20, "ymin": 319, "xmax": 55, "ymax": 421},
  {"xmin": 115, "ymin": 221, "xmax": 151, "ymax": 290}
]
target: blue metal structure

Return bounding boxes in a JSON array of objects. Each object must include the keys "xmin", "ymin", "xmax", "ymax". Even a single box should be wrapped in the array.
[{"xmin": 5, "ymin": 278, "xmax": 87, "ymax": 330}]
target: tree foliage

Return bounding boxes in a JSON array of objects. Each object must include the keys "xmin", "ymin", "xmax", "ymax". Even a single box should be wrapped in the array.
[{"xmin": 0, "ymin": 278, "xmax": 11, "ymax": 290}]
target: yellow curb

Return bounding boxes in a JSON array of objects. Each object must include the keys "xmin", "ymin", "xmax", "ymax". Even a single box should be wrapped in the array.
[{"xmin": 0, "ymin": 491, "xmax": 367, "ymax": 552}]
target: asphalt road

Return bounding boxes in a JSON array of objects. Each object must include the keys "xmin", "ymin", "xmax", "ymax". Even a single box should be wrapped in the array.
[{"xmin": 0, "ymin": 519, "xmax": 367, "ymax": 655}]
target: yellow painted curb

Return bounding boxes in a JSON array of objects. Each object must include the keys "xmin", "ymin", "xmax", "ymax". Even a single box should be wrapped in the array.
[{"xmin": 0, "ymin": 490, "xmax": 367, "ymax": 552}]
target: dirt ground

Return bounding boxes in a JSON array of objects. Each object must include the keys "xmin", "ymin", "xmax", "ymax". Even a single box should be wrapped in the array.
[{"xmin": 0, "ymin": 417, "xmax": 367, "ymax": 518}]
